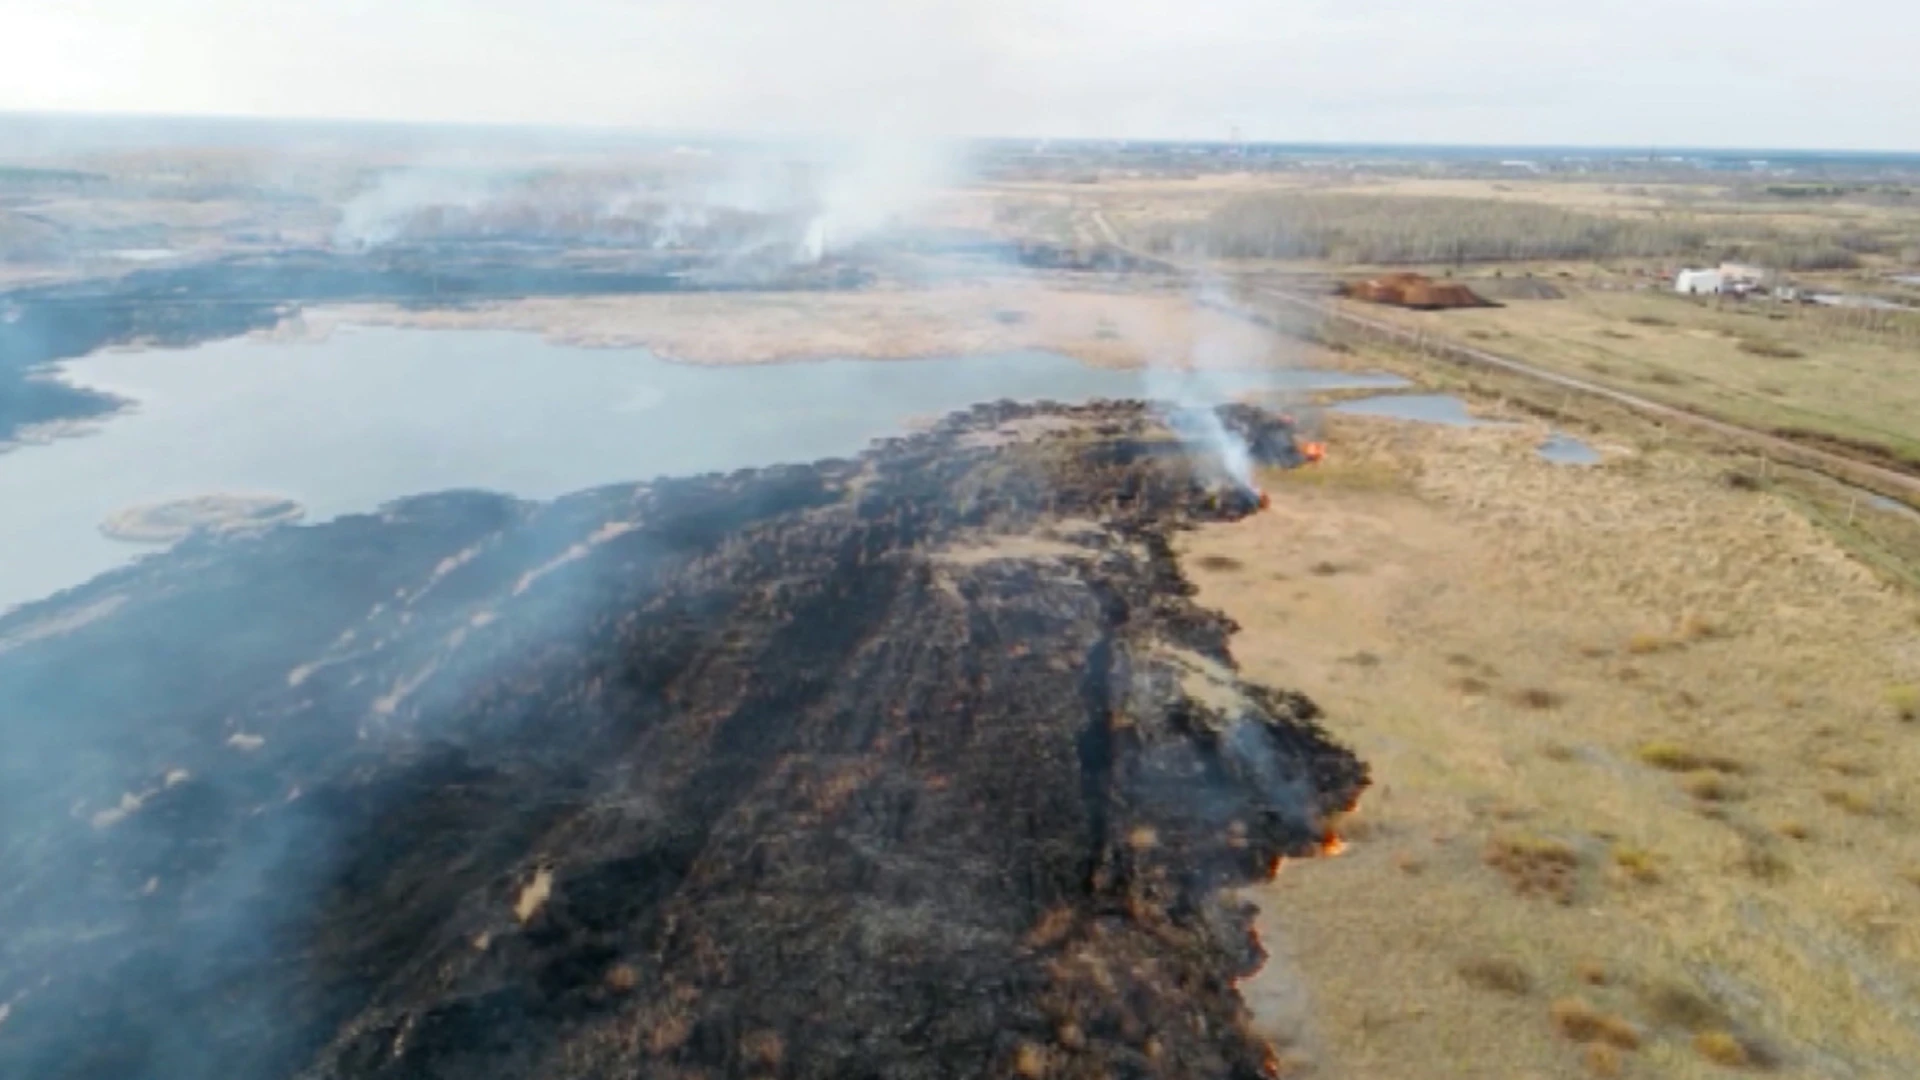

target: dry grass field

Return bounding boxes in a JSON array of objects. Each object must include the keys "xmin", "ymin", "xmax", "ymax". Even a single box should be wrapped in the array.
[
  {"xmin": 1182, "ymin": 414, "xmax": 1920, "ymax": 1079},
  {"xmin": 1334, "ymin": 285, "xmax": 1920, "ymax": 464}
]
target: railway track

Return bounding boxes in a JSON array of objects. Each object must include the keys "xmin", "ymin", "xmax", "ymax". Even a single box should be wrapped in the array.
[
  {"xmin": 1247, "ymin": 281, "xmax": 1920, "ymax": 505},
  {"xmin": 1083, "ymin": 207, "xmax": 1920, "ymax": 506}
]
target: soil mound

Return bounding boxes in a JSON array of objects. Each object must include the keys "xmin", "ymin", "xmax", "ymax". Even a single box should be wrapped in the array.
[
  {"xmin": 0, "ymin": 399, "xmax": 1364, "ymax": 1080},
  {"xmin": 1337, "ymin": 272, "xmax": 1494, "ymax": 310}
]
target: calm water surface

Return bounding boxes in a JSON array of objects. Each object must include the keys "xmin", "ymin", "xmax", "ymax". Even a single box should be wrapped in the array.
[{"xmin": 0, "ymin": 325, "xmax": 1408, "ymax": 611}]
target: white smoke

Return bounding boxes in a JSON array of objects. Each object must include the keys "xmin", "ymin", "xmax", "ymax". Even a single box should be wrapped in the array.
[
  {"xmin": 1137, "ymin": 275, "xmax": 1267, "ymax": 493},
  {"xmin": 326, "ymin": 135, "xmax": 958, "ymax": 265},
  {"xmin": 332, "ymin": 164, "xmax": 509, "ymax": 249},
  {"xmin": 797, "ymin": 136, "xmax": 959, "ymax": 263}
]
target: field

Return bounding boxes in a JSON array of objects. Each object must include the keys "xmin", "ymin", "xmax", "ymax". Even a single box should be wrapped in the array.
[
  {"xmin": 976, "ymin": 159, "xmax": 1920, "ymax": 480},
  {"xmin": 1186, "ymin": 413, "xmax": 1920, "ymax": 1079},
  {"xmin": 1334, "ymin": 282, "xmax": 1920, "ymax": 464},
  {"xmin": 974, "ymin": 151, "xmax": 1920, "ymax": 1077}
]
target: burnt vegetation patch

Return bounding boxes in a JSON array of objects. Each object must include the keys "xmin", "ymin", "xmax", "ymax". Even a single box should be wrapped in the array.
[{"xmin": 0, "ymin": 399, "xmax": 1365, "ymax": 1080}]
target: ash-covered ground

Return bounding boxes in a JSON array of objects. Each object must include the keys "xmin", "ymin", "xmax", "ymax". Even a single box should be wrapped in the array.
[{"xmin": 0, "ymin": 400, "xmax": 1365, "ymax": 1080}]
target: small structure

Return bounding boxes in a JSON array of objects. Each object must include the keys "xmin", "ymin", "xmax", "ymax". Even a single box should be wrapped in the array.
[
  {"xmin": 1674, "ymin": 268, "xmax": 1723, "ymax": 295},
  {"xmin": 1718, "ymin": 262, "xmax": 1771, "ymax": 287}
]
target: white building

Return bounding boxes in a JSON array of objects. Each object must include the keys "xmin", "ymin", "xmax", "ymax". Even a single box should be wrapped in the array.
[
  {"xmin": 1675, "ymin": 268, "xmax": 1724, "ymax": 295},
  {"xmin": 1718, "ymin": 262, "xmax": 1771, "ymax": 285}
]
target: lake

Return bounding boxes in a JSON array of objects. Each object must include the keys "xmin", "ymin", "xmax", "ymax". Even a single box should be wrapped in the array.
[{"xmin": 0, "ymin": 324, "xmax": 1408, "ymax": 611}]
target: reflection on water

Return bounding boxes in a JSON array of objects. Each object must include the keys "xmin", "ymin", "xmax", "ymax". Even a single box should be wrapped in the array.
[
  {"xmin": 1538, "ymin": 432, "xmax": 1602, "ymax": 466},
  {"xmin": 1332, "ymin": 392, "xmax": 1601, "ymax": 464},
  {"xmin": 1332, "ymin": 393, "xmax": 1491, "ymax": 427},
  {"xmin": 0, "ymin": 325, "xmax": 1408, "ymax": 611},
  {"xmin": 1868, "ymin": 492, "xmax": 1920, "ymax": 523}
]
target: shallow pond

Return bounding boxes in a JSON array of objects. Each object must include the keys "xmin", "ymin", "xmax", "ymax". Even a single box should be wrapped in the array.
[
  {"xmin": 0, "ymin": 324, "xmax": 1408, "ymax": 610},
  {"xmin": 1331, "ymin": 393, "xmax": 1601, "ymax": 464}
]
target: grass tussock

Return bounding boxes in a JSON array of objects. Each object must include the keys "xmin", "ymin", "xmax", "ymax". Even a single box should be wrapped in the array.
[
  {"xmin": 1626, "ymin": 614, "xmax": 1721, "ymax": 656},
  {"xmin": 1549, "ymin": 998, "xmax": 1643, "ymax": 1050},
  {"xmin": 1737, "ymin": 337, "xmax": 1807, "ymax": 359},
  {"xmin": 1682, "ymin": 771, "xmax": 1744, "ymax": 802},
  {"xmin": 1739, "ymin": 841, "xmax": 1793, "ymax": 883},
  {"xmin": 1584, "ymin": 1043, "xmax": 1626, "ymax": 1077},
  {"xmin": 1192, "ymin": 553, "xmax": 1244, "ymax": 573},
  {"xmin": 1612, "ymin": 845, "xmax": 1662, "ymax": 884},
  {"xmin": 1485, "ymin": 833, "xmax": 1581, "ymax": 905},
  {"xmin": 1625, "ymin": 631, "xmax": 1675, "ymax": 655},
  {"xmin": 1541, "ymin": 741, "xmax": 1579, "ymax": 762},
  {"xmin": 1511, "ymin": 687, "xmax": 1565, "ymax": 710},
  {"xmin": 1822, "ymin": 788, "xmax": 1882, "ymax": 817},
  {"xmin": 1693, "ymin": 1029, "xmax": 1751, "ymax": 1068},
  {"xmin": 1456, "ymin": 955, "xmax": 1534, "ymax": 995},
  {"xmin": 1641, "ymin": 980, "xmax": 1729, "ymax": 1032},
  {"xmin": 1885, "ymin": 684, "xmax": 1919, "ymax": 721},
  {"xmin": 1679, "ymin": 612, "xmax": 1721, "ymax": 641},
  {"xmin": 1636, "ymin": 742, "xmax": 1743, "ymax": 774}
]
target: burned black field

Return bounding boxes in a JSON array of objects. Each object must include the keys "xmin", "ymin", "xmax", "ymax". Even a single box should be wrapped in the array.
[{"xmin": 0, "ymin": 400, "xmax": 1365, "ymax": 1080}]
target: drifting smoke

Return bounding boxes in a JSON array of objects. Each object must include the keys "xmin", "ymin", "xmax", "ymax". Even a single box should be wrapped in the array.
[
  {"xmin": 332, "ymin": 163, "xmax": 516, "ymax": 250},
  {"xmin": 1136, "ymin": 275, "xmax": 1278, "ymax": 493},
  {"xmin": 329, "ymin": 137, "xmax": 961, "ymax": 265}
]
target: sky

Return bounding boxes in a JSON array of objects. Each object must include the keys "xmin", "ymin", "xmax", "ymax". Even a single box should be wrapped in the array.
[{"xmin": 1, "ymin": 0, "xmax": 1915, "ymax": 150}]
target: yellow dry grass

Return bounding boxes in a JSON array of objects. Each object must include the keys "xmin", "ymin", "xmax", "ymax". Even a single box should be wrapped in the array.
[
  {"xmin": 1187, "ymin": 414, "xmax": 1920, "ymax": 1080},
  {"xmin": 299, "ymin": 283, "xmax": 1299, "ymax": 373},
  {"xmin": 1338, "ymin": 285, "xmax": 1920, "ymax": 462}
]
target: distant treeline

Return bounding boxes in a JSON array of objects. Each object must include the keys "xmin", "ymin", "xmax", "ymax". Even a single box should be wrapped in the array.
[
  {"xmin": 1138, "ymin": 193, "xmax": 1710, "ymax": 265},
  {"xmin": 0, "ymin": 166, "xmax": 106, "ymax": 188},
  {"xmin": 1138, "ymin": 191, "xmax": 1920, "ymax": 272}
]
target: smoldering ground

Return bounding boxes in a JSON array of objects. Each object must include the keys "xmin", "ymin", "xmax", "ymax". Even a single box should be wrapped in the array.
[
  {"xmin": 0, "ymin": 123, "xmax": 1345, "ymax": 1080},
  {"xmin": 0, "ymin": 398, "xmax": 1364, "ymax": 1080}
]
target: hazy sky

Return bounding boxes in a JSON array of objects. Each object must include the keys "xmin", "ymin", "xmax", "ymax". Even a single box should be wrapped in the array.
[{"xmin": 3, "ymin": 0, "xmax": 1915, "ymax": 149}]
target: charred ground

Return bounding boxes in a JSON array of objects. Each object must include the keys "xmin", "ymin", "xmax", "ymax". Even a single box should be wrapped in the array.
[{"xmin": 0, "ymin": 400, "xmax": 1364, "ymax": 1080}]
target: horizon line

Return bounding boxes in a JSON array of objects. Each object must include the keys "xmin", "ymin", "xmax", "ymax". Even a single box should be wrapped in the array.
[{"xmin": 3, "ymin": 108, "xmax": 1917, "ymax": 160}]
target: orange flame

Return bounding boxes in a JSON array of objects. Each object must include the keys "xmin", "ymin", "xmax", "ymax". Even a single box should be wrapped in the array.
[
  {"xmin": 1300, "ymin": 441, "xmax": 1327, "ymax": 464},
  {"xmin": 1320, "ymin": 831, "xmax": 1349, "ymax": 857},
  {"xmin": 1257, "ymin": 490, "xmax": 1272, "ymax": 511}
]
